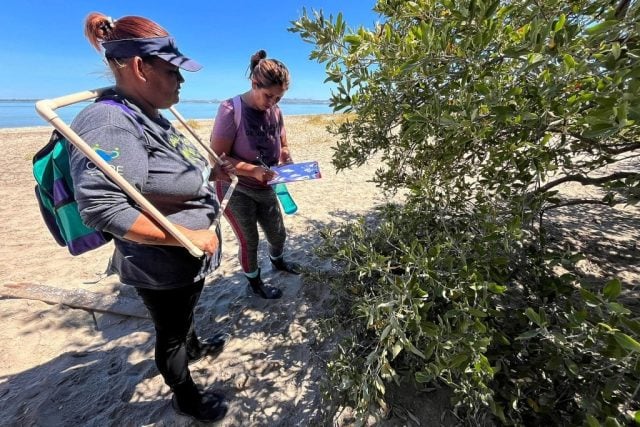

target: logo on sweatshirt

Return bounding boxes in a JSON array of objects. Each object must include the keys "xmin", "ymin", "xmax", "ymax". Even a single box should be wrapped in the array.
[
  {"xmin": 86, "ymin": 144, "xmax": 123, "ymax": 175},
  {"xmin": 92, "ymin": 145, "xmax": 120, "ymax": 162},
  {"xmin": 168, "ymin": 134, "xmax": 205, "ymax": 163}
]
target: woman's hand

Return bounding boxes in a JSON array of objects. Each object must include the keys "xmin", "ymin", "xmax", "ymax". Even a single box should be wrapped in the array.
[
  {"xmin": 253, "ymin": 165, "xmax": 278, "ymax": 183},
  {"xmin": 183, "ymin": 228, "xmax": 219, "ymax": 256},
  {"xmin": 123, "ymin": 216, "xmax": 219, "ymax": 256},
  {"xmin": 210, "ymin": 153, "xmax": 236, "ymax": 182},
  {"xmin": 279, "ymin": 146, "xmax": 293, "ymax": 165}
]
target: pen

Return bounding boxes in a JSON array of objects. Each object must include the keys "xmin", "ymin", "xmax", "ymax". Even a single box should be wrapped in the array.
[
  {"xmin": 256, "ymin": 155, "xmax": 280, "ymax": 184},
  {"xmin": 256, "ymin": 156, "xmax": 271, "ymax": 170},
  {"xmin": 257, "ymin": 155, "xmax": 279, "ymax": 175}
]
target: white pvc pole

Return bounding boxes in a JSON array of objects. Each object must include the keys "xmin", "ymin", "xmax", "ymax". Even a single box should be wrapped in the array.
[
  {"xmin": 35, "ymin": 87, "xmax": 204, "ymax": 258},
  {"xmin": 168, "ymin": 106, "xmax": 238, "ymax": 226}
]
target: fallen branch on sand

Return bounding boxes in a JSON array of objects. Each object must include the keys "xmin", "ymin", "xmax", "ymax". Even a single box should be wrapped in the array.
[{"xmin": 0, "ymin": 282, "xmax": 149, "ymax": 319}]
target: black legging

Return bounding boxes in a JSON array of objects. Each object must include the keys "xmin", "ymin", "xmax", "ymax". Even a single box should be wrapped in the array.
[{"xmin": 136, "ymin": 280, "xmax": 204, "ymax": 388}]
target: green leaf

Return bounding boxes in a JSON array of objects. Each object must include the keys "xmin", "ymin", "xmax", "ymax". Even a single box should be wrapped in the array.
[
  {"xmin": 603, "ymin": 278, "xmax": 622, "ymax": 300},
  {"xmin": 582, "ymin": 122, "xmax": 617, "ymax": 139},
  {"xmin": 585, "ymin": 20, "xmax": 618, "ymax": 36},
  {"xmin": 597, "ymin": 322, "xmax": 615, "ymax": 332},
  {"xmin": 581, "ymin": 288, "xmax": 602, "ymax": 304},
  {"xmin": 489, "ymin": 398, "xmax": 507, "ymax": 424},
  {"xmin": 516, "ymin": 329, "xmax": 541, "ymax": 340},
  {"xmin": 528, "ymin": 53, "xmax": 544, "ymax": 65},
  {"xmin": 621, "ymin": 318, "xmax": 640, "ymax": 335},
  {"xmin": 423, "ymin": 341, "xmax": 436, "ymax": 360},
  {"xmin": 587, "ymin": 414, "xmax": 600, "ymax": 427},
  {"xmin": 487, "ymin": 282, "xmax": 506, "ymax": 294},
  {"xmin": 564, "ymin": 358, "xmax": 579, "ymax": 376},
  {"xmin": 449, "ymin": 353, "xmax": 470, "ymax": 368},
  {"xmin": 554, "ymin": 14, "xmax": 566, "ymax": 32},
  {"xmin": 380, "ymin": 324, "xmax": 392, "ymax": 340},
  {"xmin": 474, "ymin": 354, "xmax": 493, "ymax": 375},
  {"xmin": 391, "ymin": 342, "xmax": 403, "ymax": 359},
  {"xmin": 611, "ymin": 42, "xmax": 621, "ymax": 60},
  {"xmin": 525, "ymin": 307, "xmax": 542, "ymax": 326},
  {"xmin": 586, "ymin": 415, "xmax": 600, "ymax": 427},
  {"xmin": 484, "ymin": 1, "xmax": 500, "ymax": 19},
  {"xmin": 607, "ymin": 302, "xmax": 631, "ymax": 315},
  {"xmin": 563, "ymin": 54, "xmax": 576, "ymax": 69},
  {"xmin": 407, "ymin": 342, "xmax": 426, "ymax": 359},
  {"xmin": 374, "ymin": 376, "xmax": 385, "ymax": 394},
  {"xmin": 468, "ymin": 308, "xmax": 488, "ymax": 318},
  {"xmin": 614, "ymin": 332, "xmax": 640, "ymax": 352},
  {"xmin": 415, "ymin": 371, "xmax": 433, "ymax": 383},
  {"xmin": 344, "ymin": 34, "xmax": 361, "ymax": 46}
]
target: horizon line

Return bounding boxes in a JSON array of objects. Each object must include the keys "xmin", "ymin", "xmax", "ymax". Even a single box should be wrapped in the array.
[{"xmin": 0, "ymin": 97, "xmax": 331, "ymax": 104}]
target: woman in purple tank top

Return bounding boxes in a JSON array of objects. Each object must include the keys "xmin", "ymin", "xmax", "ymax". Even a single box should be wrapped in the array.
[{"xmin": 211, "ymin": 50, "xmax": 301, "ymax": 300}]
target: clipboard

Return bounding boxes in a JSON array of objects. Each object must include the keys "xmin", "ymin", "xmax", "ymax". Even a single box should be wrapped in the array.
[{"xmin": 267, "ymin": 161, "xmax": 321, "ymax": 185}]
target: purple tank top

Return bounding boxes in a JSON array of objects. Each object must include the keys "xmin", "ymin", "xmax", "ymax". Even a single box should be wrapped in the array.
[{"xmin": 212, "ymin": 97, "xmax": 285, "ymax": 189}]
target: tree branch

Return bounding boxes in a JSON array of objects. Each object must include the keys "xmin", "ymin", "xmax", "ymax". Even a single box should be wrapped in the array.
[
  {"xmin": 615, "ymin": 0, "xmax": 631, "ymax": 19},
  {"xmin": 542, "ymin": 198, "xmax": 621, "ymax": 212},
  {"xmin": 565, "ymin": 132, "xmax": 640, "ymax": 154},
  {"xmin": 536, "ymin": 171, "xmax": 639, "ymax": 194}
]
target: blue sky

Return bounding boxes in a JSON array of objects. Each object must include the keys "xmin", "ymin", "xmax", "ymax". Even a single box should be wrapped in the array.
[{"xmin": 0, "ymin": 1, "xmax": 380, "ymax": 101}]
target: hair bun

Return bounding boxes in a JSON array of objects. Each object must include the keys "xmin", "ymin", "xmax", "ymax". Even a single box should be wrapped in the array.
[{"xmin": 252, "ymin": 49, "xmax": 267, "ymax": 62}]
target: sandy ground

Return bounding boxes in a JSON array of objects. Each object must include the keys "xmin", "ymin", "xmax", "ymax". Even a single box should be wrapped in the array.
[
  {"xmin": 0, "ymin": 114, "xmax": 393, "ymax": 426},
  {"xmin": 0, "ymin": 114, "xmax": 638, "ymax": 426}
]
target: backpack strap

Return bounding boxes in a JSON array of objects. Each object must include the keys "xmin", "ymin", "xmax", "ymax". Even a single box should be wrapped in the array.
[
  {"xmin": 32, "ymin": 130, "xmax": 112, "ymax": 255},
  {"xmin": 232, "ymin": 95, "xmax": 241, "ymax": 132},
  {"xmin": 98, "ymin": 99, "xmax": 145, "ymax": 135}
]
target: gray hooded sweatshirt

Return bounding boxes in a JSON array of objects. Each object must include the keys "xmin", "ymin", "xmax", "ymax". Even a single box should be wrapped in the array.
[{"xmin": 68, "ymin": 92, "xmax": 220, "ymax": 289}]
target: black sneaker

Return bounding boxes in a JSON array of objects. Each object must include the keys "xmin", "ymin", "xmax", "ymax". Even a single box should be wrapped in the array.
[
  {"xmin": 187, "ymin": 333, "xmax": 228, "ymax": 365},
  {"xmin": 172, "ymin": 389, "xmax": 228, "ymax": 423},
  {"xmin": 247, "ymin": 276, "xmax": 283, "ymax": 299},
  {"xmin": 270, "ymin": 257, "xmax": 302, "ymax": 275}
]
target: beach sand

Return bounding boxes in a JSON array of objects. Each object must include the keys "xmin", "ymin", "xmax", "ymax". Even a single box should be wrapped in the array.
[
  {"xmin": 1, "ymin": 114, "xmax": 638, "ymax": 426},
  {"xmin": 0, "ymin": 114, "xmax": 400, "ymax": 426}
]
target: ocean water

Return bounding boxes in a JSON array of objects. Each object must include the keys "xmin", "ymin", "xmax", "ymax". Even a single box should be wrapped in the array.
[{"xmin": 0, "ymin": 99, "xmax": 334, "ymax": 128}]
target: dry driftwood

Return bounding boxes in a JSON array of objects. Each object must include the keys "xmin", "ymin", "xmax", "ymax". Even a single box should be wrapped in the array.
[{"xmin": 0, "ymin": 282, "xmax": 150, "ymax": 319}]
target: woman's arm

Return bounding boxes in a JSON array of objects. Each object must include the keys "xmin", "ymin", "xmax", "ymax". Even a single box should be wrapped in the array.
[
  {"xmin": 210, "ymin": 136, "xmax": 275, "ymax": 181},
  {"xmin": 209, "ymin": 101, "xmax": 276, "ymax": 183},
  {"xmin": 123, "ymin": 213, "xmax": 219, "ymax": 256},
  {"xmin": 278, "ymin": 111, "xmax": 293, "ymax": 165},
  {"xmin": 279, "ymin": 132, "xmax": 293, "ymax": 165}
]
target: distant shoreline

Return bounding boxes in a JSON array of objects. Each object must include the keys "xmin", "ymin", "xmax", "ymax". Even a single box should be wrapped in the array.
[
  {"xmin": 0, "ymin": 100, "xmax": 335, "ymax": 128},
  {"xmin": 0, "ymin": 113, "xmax": 338, "ymax": 132},
  {"xmin": 0, "ymin": 98, "xmax": 331, "ymax": 105}
]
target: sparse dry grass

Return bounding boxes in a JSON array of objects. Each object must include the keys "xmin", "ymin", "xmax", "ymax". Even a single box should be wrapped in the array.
[
  {"xmin": 186, "ymin": 118, "xmax": 201, "ymax": 129},
  {"xmin": 300, "ymin": 112, "xmax": 355, "ymax": 127}
]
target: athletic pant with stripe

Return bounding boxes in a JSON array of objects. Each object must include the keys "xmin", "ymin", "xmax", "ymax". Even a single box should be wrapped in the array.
[{"xmin": 216, "ymin": 181, "xmax": 286, "ymax": 274}]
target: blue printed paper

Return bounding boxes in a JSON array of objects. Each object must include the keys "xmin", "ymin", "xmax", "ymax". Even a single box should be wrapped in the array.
[{"xmin": 268, "ymin": 161, "xmax": 322, "ymax": 185}]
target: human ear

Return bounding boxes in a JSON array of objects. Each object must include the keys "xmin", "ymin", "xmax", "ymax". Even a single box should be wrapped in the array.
[{"xmin": 132, "ymin": 57, "xmax": 148, "ymax": 82}]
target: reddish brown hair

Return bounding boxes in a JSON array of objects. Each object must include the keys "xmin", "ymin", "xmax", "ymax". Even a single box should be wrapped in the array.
[
  {"xmin": 249, "ymin": 50, "xmax": 290, "ymax": 89},
  {"xmin": 84, "ymin": 12, "xmax": 169, "ymax": 53}
]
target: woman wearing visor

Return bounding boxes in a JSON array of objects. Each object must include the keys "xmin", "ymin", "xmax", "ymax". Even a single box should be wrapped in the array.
[{"xmin": 68, "ymin": 12, "xmax": 230, "ymax": 423}]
